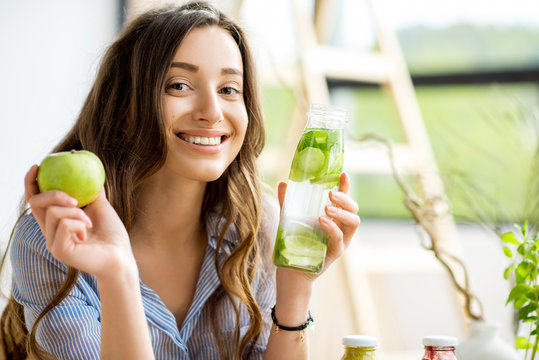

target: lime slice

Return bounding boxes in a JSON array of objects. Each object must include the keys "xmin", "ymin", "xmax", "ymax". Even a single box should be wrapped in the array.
[
  {"xmin": 310, "ymin": 174, "xmax": 341, "ymax": 188},
  {"xmin": 279, "ymin": 233, "xmax": 326, "ymax": 265}
]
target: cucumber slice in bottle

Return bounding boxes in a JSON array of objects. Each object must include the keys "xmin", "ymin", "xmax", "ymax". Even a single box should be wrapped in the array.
[
  {"xmin": 327, "ymin": 144, "xmax": 343, "ymax": 173},
  {"xmin": 290, "ymin": 146, "xmax": 326, "ymax": 181}
]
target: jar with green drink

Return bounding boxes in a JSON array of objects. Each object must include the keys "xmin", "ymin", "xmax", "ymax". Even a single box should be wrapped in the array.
[
  {"xmin": 341, "ymin": 335, "xmax": 377, "ymax": 360},
  {"xmin": 273, "ymin": 103, "xmax": 347, "ymax": 274}
]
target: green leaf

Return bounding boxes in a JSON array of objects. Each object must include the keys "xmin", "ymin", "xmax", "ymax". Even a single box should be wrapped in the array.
[
  {"xmin": 508, "ymin": 284, "xmax": 533, "ymax": 304},
  {"xmin": 514, "ymin": 296, "xmax": 529, "ymax": 309},
  {"xmin": 518, "ymin": 243, "xmax": 526, "ymax": 256},
  {"xmin": 525, "ymin": 251, "xmax": 537, "ymax": 262},
  {"xmin": 503, "ymin": 246, "xmax": 513, "ymax": 258},
  {"xmin": 502, "ymin": 232, "xmax": 520, "ymax": 245},
  {"xmin": 523, "ymin": 221, "xmax": 529, "ymax": 238},
  {"xmin": 519, "ymin": 303, "xmax": 538, "ymax": 320},
  {"xmin": 504, "ymin": 264, "xmax": 515, "ymax": 280},
  {"xmin": 516, "ymin": 336, "xmax": 530, "ymax": 349},
  {"xmin": 516, "ymin": 262, "xmax": 532, "ymax": 283}
]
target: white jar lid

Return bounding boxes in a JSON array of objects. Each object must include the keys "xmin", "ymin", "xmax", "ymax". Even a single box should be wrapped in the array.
[
  {"xmin": 343, "ymin": 335, "xmax": 377, "ymax": 347},
  {"xmin": 423, "ymin": 336, "xmax": 458, "ymax": 346}
]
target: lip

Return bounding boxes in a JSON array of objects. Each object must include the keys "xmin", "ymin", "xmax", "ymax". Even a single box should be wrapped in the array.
[
  {"xmin": 177, "ymin": 129, "xmax": 230, "ymax": 137},
  {"xmin": 175, "ymin": 129, "xmax": 230, "ymax": 155}
]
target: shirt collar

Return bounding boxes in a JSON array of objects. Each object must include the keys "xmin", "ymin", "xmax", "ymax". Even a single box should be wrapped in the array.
[{"xmin": 205, "ymin": 211, "xmax": 241, "ymax": 256}]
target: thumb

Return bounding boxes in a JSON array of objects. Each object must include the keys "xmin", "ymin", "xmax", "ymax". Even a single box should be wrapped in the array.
[
  {"xmin": 83, "ymin": 188, "xmax": 107, "ymax": 213},
  {"xmin": 91, "ymin": 187, "xmax": 107, "ymax": 204},
  {"xmin": 277, "ymin": 182, "xmax": 287, "ymax": 210}
]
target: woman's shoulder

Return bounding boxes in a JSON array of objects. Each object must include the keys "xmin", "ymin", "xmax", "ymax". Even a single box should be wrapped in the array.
[
  {"xmin": 12, "ymin": 213, "xmax": 44, "ymax": 248},
  {"xmin": 11, "ymin": 212, "xmax": 63, "ymax": 270}
]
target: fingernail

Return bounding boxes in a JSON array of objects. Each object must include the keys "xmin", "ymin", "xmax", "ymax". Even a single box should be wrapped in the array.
[
  {"xmin": 67, "ymin": 197, "xmax": 78, "ymax": 206},
  {"xmin": 320, "ymin": 217, "xmax": 331, "ymax": 225},
  {"xmin": 326, "ymin": 205, "xmax": 338, "ymax": 215},
  {"xmin": 86, "ymin": 216, "xmax": 93, "ymax": 228}
]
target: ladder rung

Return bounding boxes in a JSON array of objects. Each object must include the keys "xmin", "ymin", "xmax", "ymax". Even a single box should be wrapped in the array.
[
  {"xmin": 343, "ymin": 141, "xmax": 419, "ymax": 175},
  {"xmin": 309, "ymin": 45, "xmax": 393, "ymax": 84}
]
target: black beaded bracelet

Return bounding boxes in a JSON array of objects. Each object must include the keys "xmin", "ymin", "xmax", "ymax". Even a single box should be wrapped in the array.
[{"xmin": 270, "ymin": 305, "xmax": 314, "ymax": 332}]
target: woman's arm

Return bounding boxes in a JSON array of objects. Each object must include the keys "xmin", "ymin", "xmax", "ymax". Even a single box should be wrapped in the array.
[
  {"xmin": 97, "ymin": 260, "xmax": 153, "ymax": 360},
  {"xmin": 264, "ymin": 172, "xmax": 360, "ymax": 359},
  {"xmin": 263, "ymin": 270, "xmax": 313, "ymax": 359},
  {"xmin": 24, "ymin": 165, "xmax": 155, "ymax": 360}
]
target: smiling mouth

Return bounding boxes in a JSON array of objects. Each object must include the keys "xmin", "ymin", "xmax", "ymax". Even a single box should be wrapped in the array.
[{"xmin": 176, "ymin": 133, "xmax": 228, "ymax": 146}]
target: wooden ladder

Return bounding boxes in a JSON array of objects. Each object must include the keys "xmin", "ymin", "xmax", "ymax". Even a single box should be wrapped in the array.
[{"xmin": 282, "ymin": 0, "xmax": 468, "ymax": 358}]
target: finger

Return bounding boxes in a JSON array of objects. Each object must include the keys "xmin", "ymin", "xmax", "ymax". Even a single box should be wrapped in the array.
[
  {"xmin": 329, "ymin": 190, "xmax": 359, "ymax": 214},
  {"xmin": 277, "ymin": 182, "xmax": 287, "ymax": 209},
  {"xmin": 45, "ymin": 206, "xmax": 93, "ymax": 241},
  {"xmin": 29, "ymin": 190, "xmax": 79, "ymax": 212},
  {"xmin": 325, "ymin": 205, "xmax": 361, "ymax": 240},
  {"xmin": 319, "ymin": 217, "xmax": 345, "ymax": 257},
  {"xmin": 49, "ymin": 218, "xmax": 87, "ymax": 262},
  {"xmin": 24, "ymin": 165, "xmax": 40, "ymax": 202},
  {"xmin": 337, "ymin": 172, "xmax": 351, "ymax": 194}
]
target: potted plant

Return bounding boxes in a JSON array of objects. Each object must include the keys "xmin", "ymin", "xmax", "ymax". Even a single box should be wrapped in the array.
[{"xmin": 502, "ymin": 221, "xmax": 539, "ymax": 359}]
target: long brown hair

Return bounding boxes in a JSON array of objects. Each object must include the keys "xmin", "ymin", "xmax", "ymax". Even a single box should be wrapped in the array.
[{"xmin": 0, "ymin": 2, "xmax": 268, "ymax": 359}]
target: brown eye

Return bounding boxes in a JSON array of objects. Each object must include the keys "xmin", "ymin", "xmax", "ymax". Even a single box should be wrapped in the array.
[
  {"xmin": 168, "ymin": 83, "xmax": 189, "ymax": 91},
  {"xmin": 219, "ymin": 86, "xmax": 240, "ymax": 96}
]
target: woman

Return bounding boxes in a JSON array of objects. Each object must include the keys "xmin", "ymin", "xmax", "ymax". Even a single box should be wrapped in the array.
[{"xmin": 0, "ymin": 2, "xmax": 360, "ymax": 359}]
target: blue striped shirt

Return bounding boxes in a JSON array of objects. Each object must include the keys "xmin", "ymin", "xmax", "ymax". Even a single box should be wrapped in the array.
[{"xmin": 11, "ymin": 203, "xmax": 278, "ymax": 359}]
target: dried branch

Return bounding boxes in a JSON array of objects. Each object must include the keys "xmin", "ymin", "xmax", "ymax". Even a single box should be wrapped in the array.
[{"xmin": 357, "ymin": 133, "xmax": 485, "ymax": 321}]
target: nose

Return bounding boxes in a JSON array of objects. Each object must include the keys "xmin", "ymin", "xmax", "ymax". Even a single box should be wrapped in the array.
[{"xmin": 193, "ymin": 88, "xmax": 223, "ymax": 125}]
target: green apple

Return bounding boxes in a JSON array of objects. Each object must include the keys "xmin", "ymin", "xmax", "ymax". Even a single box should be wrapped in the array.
[{"xmin": 37, "ymin": 150, "xmax": 105, "ymax": 207}]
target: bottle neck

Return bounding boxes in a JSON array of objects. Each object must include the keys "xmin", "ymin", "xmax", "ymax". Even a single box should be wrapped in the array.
[
  {"xmin": 424, "ymin": 346, "xmax": 455, "ymax": 351},
  {"xmin": 306, "ymin": 104, "xmax": 347, "ymax": 129},
  {"xmin": 343, "ymin": 346, "xmax": 376, "ymax": 358},
  {"xmin": 306, "ymin": 116, "xmax": 345, "ymax": 129},
  {"xmin": 423, "ymin": 346, "xmax": 456, "ymax": 359}
]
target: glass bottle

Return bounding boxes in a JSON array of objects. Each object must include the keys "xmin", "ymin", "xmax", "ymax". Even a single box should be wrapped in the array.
[
  {"xmin": 422, "ymin": 336, "xmax": 458, "ymax": 360},
  {"xmin": 273, "ymin": 103, "xmax": 347, "ymax": 274},
  {"xmin": 340, "ymin": 335, "xmax": 377, "ymax": 360}
]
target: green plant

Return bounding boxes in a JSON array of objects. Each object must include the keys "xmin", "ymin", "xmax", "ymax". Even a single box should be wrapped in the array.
[{"xmin": 503, "ymin": 221, "xmax": 539, "ymax": 359}]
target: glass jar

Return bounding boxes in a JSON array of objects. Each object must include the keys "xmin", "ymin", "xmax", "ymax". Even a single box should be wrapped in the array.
[
  {"xmin": 341, "ymin": 335, "xmax": 377, "ymax": 360},
  {"xmin": 422, "ymin": 336, "xmax": 458, "ymax": 360},
  {"xmin": 273, "ymin": 103, "xmax": 347, "ymax": 274}
]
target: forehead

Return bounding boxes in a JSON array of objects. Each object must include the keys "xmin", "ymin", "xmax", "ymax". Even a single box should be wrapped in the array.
[{"xmin": 171, "ymin": 25, "xmax": 243, "ymax": 71}]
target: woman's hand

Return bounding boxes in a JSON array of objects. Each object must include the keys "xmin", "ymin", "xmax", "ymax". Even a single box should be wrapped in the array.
[
  {"xmin": 276, "ymin": 171, "xmax": 360, "ymax": 281},
  {"xmin": 266, "ymin": 172, "xmax": 360, "ymax": 356},
  {"xmin": 25, "ymin": 164, "xmax": 136, "ymax": 281}
]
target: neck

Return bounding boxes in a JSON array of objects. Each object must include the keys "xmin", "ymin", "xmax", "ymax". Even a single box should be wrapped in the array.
[{"xmin": 130, "ymin": 169, "xmax": 207, "ymax": 251}]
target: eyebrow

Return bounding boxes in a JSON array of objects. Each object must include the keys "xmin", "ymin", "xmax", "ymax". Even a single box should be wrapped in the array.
[
  {"xmin": 170, "ymin": 62, "xmax": 242, "ymax": 77},
  {"xmin": 221, "ymin": 67, "xmax": 243, "ymax": 76},
  {"xmin": 170, "ymin": 62, "xmax": 199, "ymax": 72}
]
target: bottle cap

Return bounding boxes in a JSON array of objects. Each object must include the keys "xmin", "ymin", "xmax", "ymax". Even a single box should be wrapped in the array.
[
  {"xmin": 342, "ymin": 335, "xmax": 377, "ymax": 347},
  {"xmin": 423, "ymin": 336, "xmax": 458, "ymax": 347}
]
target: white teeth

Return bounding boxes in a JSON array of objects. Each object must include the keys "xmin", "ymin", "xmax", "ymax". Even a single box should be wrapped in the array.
[{"xmin": 182, "ymin": 135, "xmax": 222, "ymax": 146}]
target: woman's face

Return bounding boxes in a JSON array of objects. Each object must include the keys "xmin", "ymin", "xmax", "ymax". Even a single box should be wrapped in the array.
[{"xmin": 160, "ymin": 25, "xmax": 248, "ymax": 182}]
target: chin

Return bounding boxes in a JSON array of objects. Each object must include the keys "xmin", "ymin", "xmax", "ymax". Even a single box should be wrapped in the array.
[{"xmin": 190, "ymin": 164, "xmax": 229, "ymax": 183}]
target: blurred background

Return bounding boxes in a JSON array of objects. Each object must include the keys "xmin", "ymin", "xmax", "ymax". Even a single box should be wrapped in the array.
[{"xmin": 1, "ymin": 0, "xmax": 538, "ymax": 358}]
